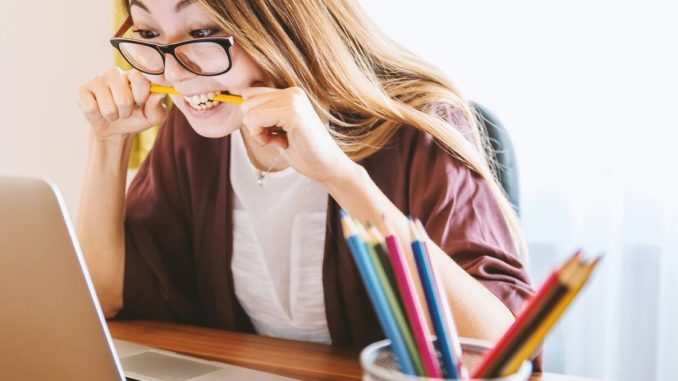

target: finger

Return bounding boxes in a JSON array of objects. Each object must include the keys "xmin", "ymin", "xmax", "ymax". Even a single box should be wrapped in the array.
[
  {"xmin": 107, "ymin": 71, "xmax": 135, "ymax": 119},
  {"xmin": 77, "ymin": 86, "xmax": 106, "ymax": 126},
  {"xmin": 240, "ymin": 91, "xmax": 281, "ymax": 116},
  {"xmin": 241, "ymin": 86, "xmax": 278, "ymax": 101},
  {"xmin": 90, "ymin": 80, "xmax": 119, "ymax": 122},
  {"xmin": 128, "ymin": 69, "xmax": 151, "ymax": 107},
  {"xmin": 143, "ymin": 93, "xmax": 168, "ymax": 126},
  {"xmin": 242, "ymin": 106, "xmax": 289, "ymax": 142}
]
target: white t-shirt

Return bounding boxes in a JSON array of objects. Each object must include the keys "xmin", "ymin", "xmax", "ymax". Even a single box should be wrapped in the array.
[{"xmin": 229, "ymin": 129, "xmax": 331, "ymax": 344}]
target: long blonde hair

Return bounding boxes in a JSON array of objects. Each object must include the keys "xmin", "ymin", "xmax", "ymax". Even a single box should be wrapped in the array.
[{"xmin": 122, "ymin": 0, "xmax": 526, "ymax": 256}]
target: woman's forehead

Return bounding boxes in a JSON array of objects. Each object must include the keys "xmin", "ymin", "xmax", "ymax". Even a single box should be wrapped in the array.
[
  {"xmin": 130, "ymin": 0, "xmax": 211, "ymax": 22},
  {"xmin": 130, "ymin": 0, "xmax": 215, "ymax": 26}
]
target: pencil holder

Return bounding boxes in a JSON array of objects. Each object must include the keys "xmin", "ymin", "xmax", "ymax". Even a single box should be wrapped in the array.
[{"xmin": 360, "ymin": 337, "xmax": 532, "ymax": 381}]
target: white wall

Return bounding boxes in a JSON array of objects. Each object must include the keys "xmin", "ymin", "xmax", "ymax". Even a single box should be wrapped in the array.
[
  {"xmin": 0, "ymin": 0, "xmax": 112, "ymax": 216},
  {"xmin": 359, "ymin": 0, "xmax": 677, "ymax": 191}
]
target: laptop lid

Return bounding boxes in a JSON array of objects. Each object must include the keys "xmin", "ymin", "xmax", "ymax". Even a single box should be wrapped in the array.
[{"xmin": 0, "ymin": 176, "xmax": 125, "ymax": 381}]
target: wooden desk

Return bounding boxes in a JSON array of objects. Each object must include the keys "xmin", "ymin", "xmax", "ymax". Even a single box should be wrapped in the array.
[{"xmin": 108, "ymin": 321, "xmax": 596, "ymax": 381}]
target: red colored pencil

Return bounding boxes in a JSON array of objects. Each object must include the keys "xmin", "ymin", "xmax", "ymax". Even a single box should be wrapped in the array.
[{"xmin": 471, "ymin": 251, "xmax": 582, "ymax": 378}]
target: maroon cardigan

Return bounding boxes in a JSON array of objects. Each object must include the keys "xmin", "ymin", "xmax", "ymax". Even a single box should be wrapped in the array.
[{"xmin": 118, "ymin": 106, "xmax": 534, "ymax": 350}]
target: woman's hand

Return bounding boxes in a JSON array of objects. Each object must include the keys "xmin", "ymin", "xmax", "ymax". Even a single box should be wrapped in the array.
[
  {"xmin": 240, "ymin": 86, "xmax": 356, "ymax": 184},
  {"xmin": 77, "ymin": 67, "xmax": 168, "ymax": 141}
]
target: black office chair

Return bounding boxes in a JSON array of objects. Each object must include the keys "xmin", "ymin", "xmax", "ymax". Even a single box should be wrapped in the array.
[{"xmin": 469, "ymin": 102, "xmax": 520, "ymax": 216}]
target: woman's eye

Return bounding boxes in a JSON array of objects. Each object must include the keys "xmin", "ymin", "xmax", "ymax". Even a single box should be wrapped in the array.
[
  {"xmin": 132, "ymin": 29, "xmax": 159, "ymax": 39},
  {"xmin": 190, "ymin": 28, "xmax": 218, "ymax": 38}
]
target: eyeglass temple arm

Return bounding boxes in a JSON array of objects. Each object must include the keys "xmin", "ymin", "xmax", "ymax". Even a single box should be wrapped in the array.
[{"xmin": 114, "ymin": 15, "xmax": 133, "ymax": 38}]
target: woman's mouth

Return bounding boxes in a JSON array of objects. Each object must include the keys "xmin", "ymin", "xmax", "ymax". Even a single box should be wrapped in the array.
[{"xmin": 183, "ymin": 91, "xmax": 224, "ymax": 111}]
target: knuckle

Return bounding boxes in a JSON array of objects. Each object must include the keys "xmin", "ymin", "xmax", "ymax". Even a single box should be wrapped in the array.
[
  {"xmin": 80, "ymin": 101, "xmax": 97, "ymax": 114},
  {"xmin": 148, "ymin": 114, "xmax": 165, "ymax": 126},
  {"xmin": 82, "ymin": 106, "xmax": 99, "ymax": 117},
  {"xmin": 101, "ymin": 108, "xmax": 118, "ymax": 119},
  {"xmin": 118, "ymin": 98, "xmax": 134, "ymax": 110},
  {"xmin": 77, "ymin": 87, "xmax": 91, "ymax": 102},
  {"xmin": 93, "ymin": 75, "xmax": 106, "ymax": 87}
]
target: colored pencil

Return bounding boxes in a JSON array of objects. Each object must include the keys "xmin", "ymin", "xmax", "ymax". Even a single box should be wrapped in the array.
[
  {"xmin": 499, "ymin": 256, "xmax": 602, "ymax": 376},
  {"xmin": 383, "ymin": 223, "xmax": 443, "ymax": 378},
  {"xmin": 471, "ymin": 251, "xmax": 583, "ymax": 378},
  {"xmin": 150, "ymin": 84, "xmax": 244, "ymax": 105},
  {"xmin": 409, "ymin": 219, "xmax": 460, "ymax": 379},
  {"xmin": 360, "ymin": 224, "xmax": 425, "ymax": 376},
  {"xmin": 367, "ymin": 225, "xmax": 403, "ymax": 310},
  {"xmin": 393, "ymin": 221, "xmax": 434, "ymax": 337},
  {"xmin": 415, "ymin": 219, "xmax": 468, "ymax": 379},
  {"xmin": 339, "ymin": 211, "xmax": 416, "ymax": 375}
]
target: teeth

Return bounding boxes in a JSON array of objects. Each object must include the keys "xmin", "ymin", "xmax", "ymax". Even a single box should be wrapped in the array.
[{"xmin": 183, "ymin": 91, "xmax": 223, "ymax": 111}]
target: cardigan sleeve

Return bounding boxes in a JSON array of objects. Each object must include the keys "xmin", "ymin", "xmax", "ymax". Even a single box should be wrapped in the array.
[
  {"xmin": 115, "ymin": 109, "xmax": 199, "ymax": 322},
  {"xmin": 407, "ymin": 108, "xmax": 534, "ymax": 318}
]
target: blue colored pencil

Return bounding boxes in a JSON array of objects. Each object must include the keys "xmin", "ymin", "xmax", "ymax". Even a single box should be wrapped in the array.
[
  {"xmin": 415, "ymin": 219, "xmax": 468, "ymax": 379},
  {"xmin": 409, "ymin": 218, "xmax": 461, "ymax": 379},
  {"xmin": 339, "ymin": 211, "xmax": 417, "ymax": 375}
]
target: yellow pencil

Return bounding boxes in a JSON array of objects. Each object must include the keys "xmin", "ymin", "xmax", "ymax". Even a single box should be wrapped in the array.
[
  {"xmin": 499, "ymin": 256, "xmax": 601, "ymax": 376},
  {"xmin": 150, "ymin": 84, "xmax": 244, "ymax": 105}
]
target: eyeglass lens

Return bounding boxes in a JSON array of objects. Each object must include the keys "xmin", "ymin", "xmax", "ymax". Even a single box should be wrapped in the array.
[{"xmin": 118, "ymin": 41, "xmax": 231, "ymax": 75}]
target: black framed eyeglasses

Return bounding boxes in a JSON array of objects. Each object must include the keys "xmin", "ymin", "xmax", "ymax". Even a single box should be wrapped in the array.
[{"xmin": 110, "ymin": 16, "xmax": 234, "ymax": 76}]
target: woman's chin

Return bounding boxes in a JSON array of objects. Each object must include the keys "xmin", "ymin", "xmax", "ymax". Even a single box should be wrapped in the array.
[
  {"xmin": 177, "ymin": 102, "xmax": 240, "ymax": 138},
  {"xmin": 191, "ymin": 126, "xmax": 232, "ymax": 138},
  {"xmin": 189, "ymin": 121, "xmax": 240, "ymax": 138}
]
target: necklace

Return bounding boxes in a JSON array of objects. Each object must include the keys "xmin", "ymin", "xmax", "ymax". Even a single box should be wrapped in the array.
[
  {"xmin": 244, "ymin": 146, "xmax": 283, "ymax": 187},
  {"xmin": 256, "ymin": 154, "xmax": 283, "ymax": 186}
]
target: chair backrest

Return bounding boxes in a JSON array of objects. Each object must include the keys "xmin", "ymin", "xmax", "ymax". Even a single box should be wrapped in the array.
[{"xmin": 469, "ymin": 102, "xmax": 520, "ymax": 216}]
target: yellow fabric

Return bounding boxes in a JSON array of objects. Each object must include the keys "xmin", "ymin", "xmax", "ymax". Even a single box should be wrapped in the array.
[{"xmin": 113, "ymin": 3, "xmax": 163, "ymax": 169}]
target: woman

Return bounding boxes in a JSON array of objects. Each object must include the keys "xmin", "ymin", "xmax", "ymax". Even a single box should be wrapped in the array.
[{"xmin": 76, "ymin": 0, "xmax": 533, "ymax": 348}]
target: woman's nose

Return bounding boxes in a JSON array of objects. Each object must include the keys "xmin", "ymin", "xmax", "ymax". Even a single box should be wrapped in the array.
[{"xmin": 163, "ymin": 54, "xmax": 194, "ymax": 83}]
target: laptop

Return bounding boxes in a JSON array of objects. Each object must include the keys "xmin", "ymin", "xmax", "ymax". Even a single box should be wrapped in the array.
[{"xmin": 0, "ymin": 176, "xmax": 294, "ymax": 381}]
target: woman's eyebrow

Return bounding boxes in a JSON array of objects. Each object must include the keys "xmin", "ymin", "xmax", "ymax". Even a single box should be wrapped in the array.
[
  {"xmin": 175, "ymin": 0, "xmax": 194, "ymax": 12},
  {"xmin": 128, "ymin": 0, "xmax": 194, "ymax": 13},
  {"xmin": 129, "ymin": 0, "xmax": 149, "ymax": 13}
]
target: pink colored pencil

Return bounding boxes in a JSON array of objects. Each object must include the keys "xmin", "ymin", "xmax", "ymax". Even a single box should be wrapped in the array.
[{"xmin": 385, "ymin": 231, "xmax": 443, "ymax": 378}]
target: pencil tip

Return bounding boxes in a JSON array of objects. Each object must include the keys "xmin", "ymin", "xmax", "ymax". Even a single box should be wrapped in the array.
[
  {"xmin": 407, "ymin": 219, "xmax": 419, "ymax": 240},
  {"xmin": 591, "ymin": 254, "xmax": 604, "ymax": 266}
]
